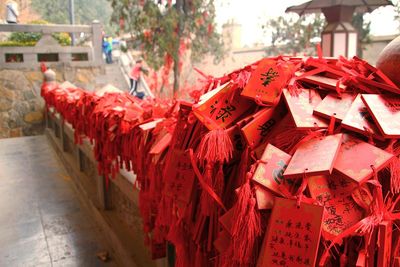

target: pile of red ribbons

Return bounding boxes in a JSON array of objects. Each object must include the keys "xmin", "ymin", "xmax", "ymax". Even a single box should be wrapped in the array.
[{"xmin": 41, "ymin": 54, "xmax": 400, "ymax": 267}]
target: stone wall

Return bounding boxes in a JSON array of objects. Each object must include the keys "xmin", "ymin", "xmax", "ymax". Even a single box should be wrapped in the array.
[
  {"xmin": 0, "ymin": 69, "xmax": 44, "ymax": 138},
  {"xmin": 0, "ymin": 66, "xmax": 103, "ymax": 139}
]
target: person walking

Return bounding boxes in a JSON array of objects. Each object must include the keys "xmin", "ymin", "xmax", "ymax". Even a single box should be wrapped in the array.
[
  {"xmin": 129, "ymin": 58, "xmax": 148, "ymax": 99},
  {"xmin": 102, "ymin": 37, "xmax": 108, "ymax": 63},
  {"xmin": 6, "ymin": 0, "xmax": 19, "ymax": 24},
  {"xmin": 107, "ymin": 36, "xmax": 113, "ymax": 64}
]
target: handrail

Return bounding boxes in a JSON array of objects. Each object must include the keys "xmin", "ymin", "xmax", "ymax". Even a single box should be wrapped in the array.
[
  {"xmin": 0, "ymin": 21, "xmax": 103, "ymax": 68},
  {"xmin": 0, "ymin": 23, "xmax": 92, "ymax": 33}
]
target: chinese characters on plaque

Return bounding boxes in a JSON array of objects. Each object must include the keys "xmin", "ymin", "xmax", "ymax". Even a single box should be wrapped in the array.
[{"xmin": 257, "ymin": 198, "xmax": 324, "ymax": 267}]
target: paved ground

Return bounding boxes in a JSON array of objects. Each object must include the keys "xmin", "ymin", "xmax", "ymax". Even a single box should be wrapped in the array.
[{"xmin": 0, "ymin": 136, "xmax": 117, "ymax": 267}]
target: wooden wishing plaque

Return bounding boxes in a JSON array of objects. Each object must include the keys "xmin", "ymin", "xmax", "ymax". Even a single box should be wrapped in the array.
[
  {"xmin": 282, "ymin": 88, "xmax": 328, "ymax": 129},
  {"xmin": 333, "ymin": 134, "xmax": 394, "ymax": 184},
  {"xmin": 241, "ymin": 58, "xmax": 294, "ymax": 105},
  {"xmin": 218, "ymin": 207, "xmax": 235, "ymax": 235},
  {"xmin": 254, "ymin": 184, "xmax": 275, "ymax": 210},
  {"xmin": 283, "ymin": 134, "xmax": 343, "ymax": 179},
  {"xmin": 307, "ymin": 175, "xmax": 363, "ymax": 239},
  {"xmin": 341, "ymin": 94, "xmax": 384, "ymax": 140},
  {"xmin": 193, "ymin": 83, "xmax": 253, "ymax": 130},
  {"xmin": 214, "ymin": 229, "xmax": 231, "ymax": 254},
  {"xmin": 362, "ymin": 94, "xmax": 400, "ymax": 138},
  {"xmin": 313, "ymin": 93, "xmax": 355, "ymax": 121},
  {"xmin": 257, "ymin": 198, "xmax": 324, "ymax": 267},
  {"xmin": 241, "ymin": 104, "xmax": 286, "ymax": 149},
  {"xmin": 164, "ymin": 149, "xmax": 195, "ymax": 204},
  {"xmin": 296, "ymin": 72, "xmax": 346, "ymax": 92},
  {"xmin": 252, "ymin": 144, "xmax": 292, "ymax": 196}
]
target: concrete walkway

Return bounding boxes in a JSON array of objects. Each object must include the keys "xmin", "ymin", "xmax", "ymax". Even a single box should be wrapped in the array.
[{"xmin": 0, "ymin": 136, "xmax": 117, "ymax": 267}]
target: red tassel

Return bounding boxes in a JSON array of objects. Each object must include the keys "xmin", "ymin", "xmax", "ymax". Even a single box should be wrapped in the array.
[
  {"xmin": 167, "ymin": 221, "xmax": 190, "ymax": 267},
  {"xmin": 387, "ymin": 140, "xmax": 400, "ymax": 194},
  {"xmin": 199, "ymin": 164, "xmax": 215, "ymax": 216},
  {"xmin": 230, "ymin": 165, "xmax": 261, "ymax": 266},
  {"xmin": 197, "ymin": 129, "xmax": 233, "ymax": 165}
]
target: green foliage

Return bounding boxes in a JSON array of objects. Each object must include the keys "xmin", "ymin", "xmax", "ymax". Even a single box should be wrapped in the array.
[
  {"xmin": 109, "ymin": 0, "xmax": 225, "ymax": 91},
  {"xmin": 0, "ymin": 41, "xmax": 36, "ymax": 47},
  {"xmin": 31, "ymin": 0, "xmax": 117, "ymax": 35},
  {"xmin": 5, "ymin": 20, "xmax": 71, "ymax": 46},
  {"xmin": 264, "ymin": 12, "xmax": 372, "ymax": 57},
  {"xmin": 352, "ymin": 13, "xmax": 371, "ymax": 57},
  {"xmin": 263, "ymin": 14, "xmax": 325, "ymax": 56},
  {"xmin": 9, "ymin": 31, "xmax": 42, "ymax": 43},
  {"xmin": 54, "ymin": 32, "xmax": 72, "ymax": 46}
]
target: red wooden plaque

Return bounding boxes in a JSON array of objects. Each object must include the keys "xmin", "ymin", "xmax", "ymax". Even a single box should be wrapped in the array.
[
  {"xmin": 282, "ymin": 88, "xmax": 328, "ymax": 129},
  {"xmin": 252, "ymin": 144, "xmax": 291, "ymax": 196},
  {"xmin": 296, "ymin": 72, "xmax": 346, "ymax": 91},
  {"xmin": 377, "ymin": 221, "xmax": 393, "ymax": 267},
  {"xmin": 254, "ymin": 184, "xmax": 275, "ymax": 210},
  {"xmin": 241, "ymin": 104, "xmax": 286, "ymax": 149},
  {"xmin": 193, "ymin": 83, "xmax": 253, "ymax": 130},
  {"xmin": 333, "ymin": 134, "xmax": 394, "ymax": 184},
  {"xmin": 362, "ymin": 94, "xmax": 400, "ymax": 138},
  {"xmin": 257, "ymin": 198, "xmax": 324, "ymax": 267},
  {"xmin": 241, "ymin": 58, "xmax": 294, "ymax": 104},
  {"xmin": 214, "ymin": 229, "xmax": 231, "ymax": 253},
  {"xmin": 283, "ymin": 134, "xmax": 343, "ymax": 179},
  {"xmin": 149, "ymin": 132, "xmax": 172, "ymax": 155},
  {"xmin": 164, "ymin": 149, "xmax": 195, "ymax": 204},
  {"xmin": 219, "ymin": 207, "xmax": 235, "ymax": 235},
  {"xmin": 341, "ymin": 94, "xmax": 384, "ymax": 140},
  {"xmin": 307, "ymin": 174, "xmax": 363, "ymax": 239},
  {"xmin": 313, "ymin": 93, "xmax": 355, "ymax": 121}
]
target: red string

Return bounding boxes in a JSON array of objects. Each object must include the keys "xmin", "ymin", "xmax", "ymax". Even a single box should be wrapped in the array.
[{"xmin": 189, "ymin": 149, "xmax": 227, "ymax": 212}]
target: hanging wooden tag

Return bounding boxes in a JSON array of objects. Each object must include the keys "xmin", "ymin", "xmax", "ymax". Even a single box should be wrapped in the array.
[
  {"xmin": 341, "ymin": 94, "xmax": 384, "ymax": 140},
  {"xmin": 214, "ymin": 229, "xmax": 231, "ymax": 254},
  {"xmin": 283, "ymin": 134, "xmax": 343, "ymax": 179},
  {"xmin": 282, "ymin": 88, "xmax": 328, "ymax": 129},
  {"xmin": 149, "ymin": 132, "xmax": 172, "ymax": 155},
  {"xmin": 356, "ymin": 250, "xmax": 367, "ymax": 267},
  {"xmin": 219, "ymin": 207, "xmax": 235, "ymax": 235},
  {"xmin": 254, "ymin": 184, "xmax": 275, "ymax": 210},
  {"xmin": 164, "ymin": 149, "xmax": 195, "ymax": 205},
  {"xmin": 352, "ymin": 56, "xmax": 399, "ymax": 90},
  {"xmin": 356, "ymin": 76, "xmax": 400, "ymax": 95},
  {"xmin": 333, "ymin": 134, "xmax": 394, "ymax": 184},
  {"xmin": 252, "ymin": 144, "xmax": 291, "ymax": 196},
  {"xmin": 296, "ymin": 72, "xmax": 346, "ymax": 92},
  {"xmin": 313, "ymin": 93, "xmax": 355, "ymax": 121},
  {"xmin": 241, "ymin": 58, "xmax": 294, "ymax": 104},
  {"xmin": 307, "ymin": 174, "xmax": 363, "ymax": 239},
  {"xmin": 362, "ymin": 94, "xmax": 400, "ymax": 138},
  {"xmin": 257, "ymin": 198, "xmax": 324, "ymax": 267},
  {"xmin": 241, "ymin": 104, "xmax": 286, "ymax": 149},
  {"xmin": 226, "ymin": 125, "xmax": 246, "ymax": 157},
  {"xmin": 193, "ymin": 83, "xmax": 253, "ymax": 130},
  {"xmin": 377, "ymin": 221, "xmax": 393, "ymax": 267}
]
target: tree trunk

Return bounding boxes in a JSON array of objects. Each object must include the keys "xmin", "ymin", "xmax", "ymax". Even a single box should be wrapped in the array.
[
  {"xmin": 173, "ymin": 54, "xmax": 180, "ymax": 95},
  {"xmin": 173, "ymin": 0, "xmax": 184, "ymax": 96}
]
